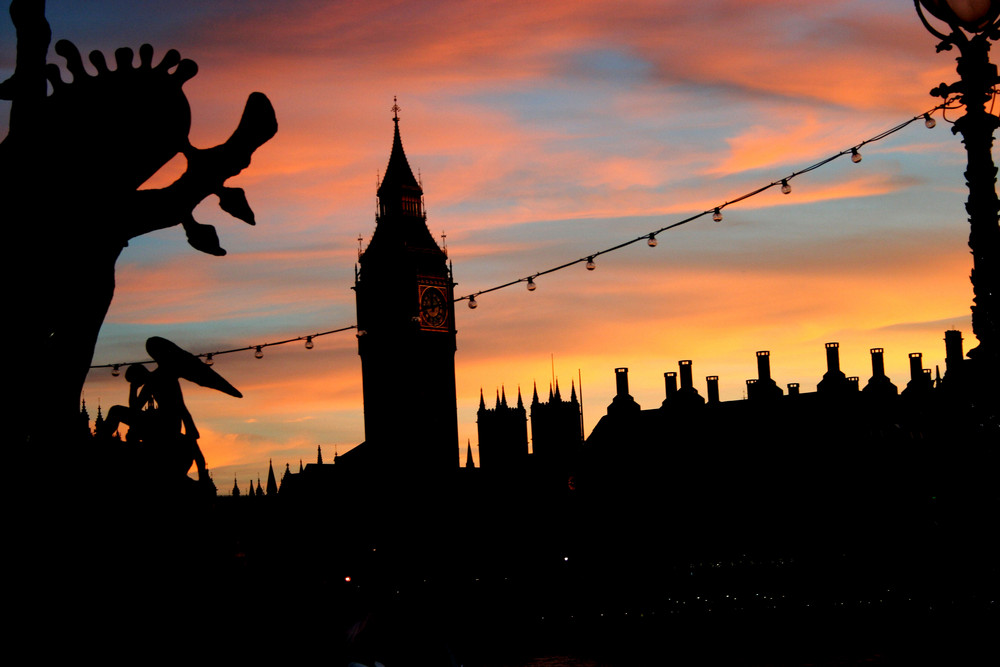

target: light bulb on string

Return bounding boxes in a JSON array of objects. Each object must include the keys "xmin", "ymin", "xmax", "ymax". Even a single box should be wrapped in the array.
[
  {"xmin": 112, "ymin": 364, "xmax": 121, "ymax": 377},
  {"xmin": 205, "ymin": 353, "xmax": 214, "ymax": 367},
  {"xmin": 305, "ymin": 336, "xmax": 314, "ymax": 350},
  {"xmin": 924, "ymin": 113, "xmax": 936, "ymax": 129},
  {"xmin": 851, "ymin": 148, "xmax": 862, "ymax": 163},
  {"xmin": 254, "ymin": 345, "xmax": 264, "ymax": 359},
  {"xmin": 586, "ymin": 257, "xmax": 596, "ymax": 271},
  {"xmin": 526, "ymin": 277, "xmax": 536, "ymax": 291},
  {"xmin": 781, "ymin": 179, "xmax": 791, "ymax": 195},
  {"xmin": 468, "ymin": 295, "xmax": 478, "ymax": 309},
  {"xmin": 713, "ymin": 208, "xmax": 722, "ymax": 222},
  {"xmin": 647, "ymin": 234, "xmax": 657, "ymax": 247}
]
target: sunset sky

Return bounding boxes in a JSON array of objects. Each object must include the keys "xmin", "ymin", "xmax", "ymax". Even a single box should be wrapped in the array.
[{"xmin": 2, "ymin": 1, "xmax": 981, "ymax": 487}]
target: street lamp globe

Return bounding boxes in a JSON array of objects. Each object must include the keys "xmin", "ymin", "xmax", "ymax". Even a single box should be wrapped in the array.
[{"xmin": 917, "ymin": 0, "xmax": 1000, "ymax": 33}]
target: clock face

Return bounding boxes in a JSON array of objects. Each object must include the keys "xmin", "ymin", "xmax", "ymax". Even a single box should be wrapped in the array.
[{"xmin": 419, "ymin": 286, "xmax": 448, "ymax": 329}]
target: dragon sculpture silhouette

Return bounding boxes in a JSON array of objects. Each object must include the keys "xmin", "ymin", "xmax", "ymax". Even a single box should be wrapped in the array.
[{"xmin": 1, "ymin": 0, "xmax": 277, "ymax": 447}]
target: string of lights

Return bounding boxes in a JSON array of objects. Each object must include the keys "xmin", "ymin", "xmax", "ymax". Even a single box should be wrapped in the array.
[
  {"xmin": 92, "ymin": 96, "xmax": 962, "ymax": 374},
  {"xmin": 461, "ymin": 96, "xmax": 960, "ymax": 307},
  {"xmin": 96, "ymin": 326, "xmax": 357, "ymax": 375}
]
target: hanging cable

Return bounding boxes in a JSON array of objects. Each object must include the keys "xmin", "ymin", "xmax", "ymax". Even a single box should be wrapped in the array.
[{"xmin": 91, "ymin": 325, "xmax": 357, "ymax": 372}]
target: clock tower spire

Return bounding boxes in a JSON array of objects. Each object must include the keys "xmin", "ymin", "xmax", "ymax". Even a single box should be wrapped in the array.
[{"xmin": 354, "ymin": 100, "xmax": 459, "ymax": 478}]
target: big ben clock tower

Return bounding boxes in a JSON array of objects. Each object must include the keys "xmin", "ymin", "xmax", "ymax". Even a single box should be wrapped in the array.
[{"xmin": 353, "ymin": 101, "xmax": 459, "ymax": 477}]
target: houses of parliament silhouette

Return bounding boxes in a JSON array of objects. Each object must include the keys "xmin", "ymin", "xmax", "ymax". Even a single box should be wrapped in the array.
[{"xmin": 228, "ymin": 110, "xmax": 993, "ymax": 501}]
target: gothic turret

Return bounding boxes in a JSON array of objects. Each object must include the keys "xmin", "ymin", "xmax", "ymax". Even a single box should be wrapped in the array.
[{"xmin": 478, "ymin": 384, "xmax": 528, "ymax": 472}]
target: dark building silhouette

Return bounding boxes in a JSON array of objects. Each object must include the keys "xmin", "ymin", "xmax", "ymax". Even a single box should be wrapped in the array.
[
  {"xmin": 530, "ymin": 380, "xmax": 584, "ymax": 475},
  {"xmin": 476, "ymin": 387, "xmax": 528, "ymax": 473},
  {"xmin": 348, "ymin": 103, "xmax": 459, "ymax": 478},
  {"xmin": 473, "ymin": 380, "xmax": 583, "ymax": 486}
]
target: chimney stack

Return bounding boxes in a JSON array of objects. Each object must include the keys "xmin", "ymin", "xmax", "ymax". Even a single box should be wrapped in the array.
[
  {"xmin": 679, "ymin": 360, "xmax": 694, "ymax": 390},
  {"xmin": 706, "ymin": 376, "xmax": 719, "ymax": 404},
  {"xmin": 675, "ymin": 360, "xmax": 705, "ymax": 406},
  {"xmin": 863, "ymin": 347, "xmax": 897, "ymax": 397},
  {"xmin": 664, "ymin": 372, "xmax": 677, "ymax": 398},
  {"xmin": 787, "ymin": 382, "xmax": 800, "ymax": 396},
  {"xmin": 756, "ymin": 351, "xmax": 772, "ymax": 381},
  {"xmin": 615, "ymin": 367, "xmax": 630, "ymax": 397},
  {"xmin": 870, "ymin": 347, "xmax": 886, "ymax": 377},
  {"xmin": 908, "ymin": 352, "xmax": 923, "ymax": 383},
  {"xmin": 943, "ymin": 330, "xmax": 966, "ymax": 383},
  {"xmin": 944, "ymin": 330, "xmax": 963, "ymax": 367},
  {"xmin": 608, "ymin": 367, "xmax": 641, "ymax": 415},
  {"xmin": 825, "ymin": 342, "xmax": 841, "ymax": 374}
]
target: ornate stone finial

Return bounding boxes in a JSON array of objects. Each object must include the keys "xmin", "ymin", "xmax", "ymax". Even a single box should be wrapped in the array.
[{"xmin": 391, "ymin": 96, "xmax": 401, "ymax": 122}]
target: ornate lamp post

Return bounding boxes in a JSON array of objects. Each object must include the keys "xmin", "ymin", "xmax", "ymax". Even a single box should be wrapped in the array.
[{"xmin": 915, "ymin": 0, "xmax": 1000, "ymax": 369}]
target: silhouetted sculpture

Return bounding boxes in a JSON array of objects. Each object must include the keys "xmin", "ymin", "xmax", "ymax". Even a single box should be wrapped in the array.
[
  {"xmin": 2, "ymin": 0, "xmax": 277, "ymax": 448},
  {"xmin": 100, "ymin": 336, "xmax": 242, "ymax": 482}
]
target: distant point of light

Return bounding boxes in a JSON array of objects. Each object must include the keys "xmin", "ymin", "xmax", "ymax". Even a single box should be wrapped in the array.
[
  {"xmin": 527, "ymin": 277, "xmax": 536, "ymax": 291},
  {"xmin": 254, "ymin": 345, "xmax": 263, "ymax": 359},
  {"xmin": 924, "ymin": 113, "xmax": 936, "ymax": 129},
  {"xmin": 647, "ymin": 233, "xmax": 658, "ymax": 247},
  {"xmin": 305, "ymin": 336, "xmax": 314, "ymax": 350},
  {"xmin": 713, "ymin": 208, "xmax": 723, "ymax": 222},
  {"xmin": 205, "ymin": 353, "xmax": 214, "ymax": 367},
  {"xmin": 851, "ymin": 148, "xmax": 862, "ymax": 163},
  {"xmin": 586, "ymin": 257, "xmax": 596, "ymax": 271},
  {"xmin": 345, "ymin": 576, "xmax": 352, "ymax": 583},
  {"xmin": 468, "ymin": 295, "xmax": 478, "ymax": 309},
  {"xmin": 111, "ymin": 364, "xmax": 120, "ymax": 377},
  {"xmin": 780, "ymin": 179, "xmax": 791, "ymax": 195}
]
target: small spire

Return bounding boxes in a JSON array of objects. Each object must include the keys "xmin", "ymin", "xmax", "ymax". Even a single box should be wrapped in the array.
[
  {"xmin": 266, "ymin": 459, "xmax": 278, "ymax": 496},
  {"xmin": 501, "ymin": 386, "xmax": 508, "ymax": 409},
  {"xmin": 232, "ymin": 477, "xmax": 240, "ymax": 497},
  {"xmin": 317, "ymin": 445, "xmax": 323, "ymax": 465},
  {"xmin": 554, "ymin": 379, "xmax": 562, "ymax": 402},
  {"xmin": 479, "ymin": 388, "xmax": 486, "ymax": 411},
  {"xmin": 495, "ymin": 388, "xmax": 501, "ymax": 409},
  {"xmin": 465, "ymin": 439, "xmax": 475, "ymax": 469},
  {"xmin": 532, "ymin": 381, "xmax": 540, "ymax": 405},
  {"xmin": 299, "ymin": 459, "xmax": 304, "ymax": 473},
  {"xmin": 548, "ymin": 383, "xmax": 554, "ymax": 402},
  {"xmin": 517, "ymin": 385, "xmax": 524, "ymax": 410},
  {"xmin": 570, "ymin": 380, "xmax": 578, "ymax": 403}
]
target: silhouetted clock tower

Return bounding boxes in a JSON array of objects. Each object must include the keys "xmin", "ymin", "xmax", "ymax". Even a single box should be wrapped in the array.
[{"xmin": 353, "ymin": 102, "xmax": 459, "ymax": 477}]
